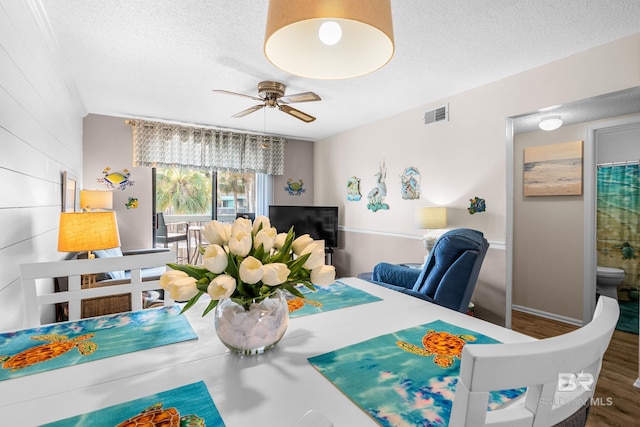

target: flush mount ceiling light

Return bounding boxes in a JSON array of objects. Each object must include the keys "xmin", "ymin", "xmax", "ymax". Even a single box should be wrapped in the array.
[
  {"xmin": 538, "ymin": 116, "xmax": 563, "ymax": 131},
  {"xmin": 264, "ymin": 0, "xmax": 394, "ymax": 80}
]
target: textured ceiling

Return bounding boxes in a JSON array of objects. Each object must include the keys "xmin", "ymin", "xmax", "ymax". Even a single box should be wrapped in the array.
[{"xmin": 40, "ymin": 0, "xmax": 640, "ymax": 140}]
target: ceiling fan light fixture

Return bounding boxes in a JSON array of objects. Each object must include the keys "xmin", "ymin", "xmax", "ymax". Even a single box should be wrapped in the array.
[
  {"xmin": 264, "ymin": 0, "xmax": 394, "ymax": 80},
  {"xmin": 213, "ymin": 81, "xmax": 320, "ymax": 123},
  {"xmin": 539, "ymin": 116, "xmax": 563, "ymax": 131}
]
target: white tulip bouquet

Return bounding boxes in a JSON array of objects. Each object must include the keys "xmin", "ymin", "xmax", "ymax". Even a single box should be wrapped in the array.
[{"xmin": 159, "ymin": 215, "xmax": 336, "ymax": 315}]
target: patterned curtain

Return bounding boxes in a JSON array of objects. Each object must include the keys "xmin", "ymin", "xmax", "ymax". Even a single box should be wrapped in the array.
[
  {"xmin": 129, "ymin": 119, "xmax": 286, "ymax": 175},
  {"xmin": 597, "ymin": 163, "xmax": 639, "ymax": 289}
]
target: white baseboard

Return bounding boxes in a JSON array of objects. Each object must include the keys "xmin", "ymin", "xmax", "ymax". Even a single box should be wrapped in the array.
[
  {"xmin": 634, "ymin": 378, "xmax": 640, "ymax": 389},
  {"xmin": 512, "ymin": 304, "xmax": 583, "ymax": 327}
]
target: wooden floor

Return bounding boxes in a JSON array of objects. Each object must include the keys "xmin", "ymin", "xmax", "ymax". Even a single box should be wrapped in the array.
[{"xmin": 511, "ymin": 309, "xmax": 640, "ymax": 427}]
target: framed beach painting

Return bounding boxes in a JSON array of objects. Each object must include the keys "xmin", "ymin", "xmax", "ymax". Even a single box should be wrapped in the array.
[{"xmin": 523, "ymin": 140, "xmax": 583, "ymax": 196}]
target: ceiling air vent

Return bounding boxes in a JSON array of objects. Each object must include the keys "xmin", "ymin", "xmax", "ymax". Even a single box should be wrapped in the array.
[{"xmin": 424, "ymin": 104, "xmax": 449, "ymax": 125}]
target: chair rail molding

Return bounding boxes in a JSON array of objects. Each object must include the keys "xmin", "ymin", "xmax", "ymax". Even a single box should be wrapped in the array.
[{"xmin": 339, "ymin": 226, "xmax": 506, "ymax": 250}]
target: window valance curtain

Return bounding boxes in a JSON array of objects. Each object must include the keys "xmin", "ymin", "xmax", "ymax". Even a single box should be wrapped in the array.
[{"xmin": 128, "ymin": 119, "xmax": 286, "ymax": 175}]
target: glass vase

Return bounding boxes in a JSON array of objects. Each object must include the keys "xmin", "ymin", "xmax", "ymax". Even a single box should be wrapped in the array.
[{"xmin": 213, "ymin": 289, "xmax": 289, "ymax": 355}]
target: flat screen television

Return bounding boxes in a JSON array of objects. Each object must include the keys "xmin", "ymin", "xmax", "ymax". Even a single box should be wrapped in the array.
[{"xmin": 269, "ymin": 205, "xmax": 338, "ymax": 248}]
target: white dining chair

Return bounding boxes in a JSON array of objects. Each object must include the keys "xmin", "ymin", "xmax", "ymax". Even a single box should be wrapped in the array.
[
  {"xmin": 450, "ymin": 296, "xmax": 619, "ymax": 427},
  {"xmin": 20, "ymin": 251, "xmax": 176, "ymax": 328}
]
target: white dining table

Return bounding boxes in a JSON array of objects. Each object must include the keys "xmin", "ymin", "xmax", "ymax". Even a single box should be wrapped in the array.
[{"xmin": 1, "ymin": 277, "xmax": 534, "ymax": 426}]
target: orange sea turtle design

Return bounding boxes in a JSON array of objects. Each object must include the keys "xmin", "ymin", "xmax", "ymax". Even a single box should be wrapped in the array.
[
  {"xmin": 116, "ymin": 402, "xmax": 204, "ymax": 427},
  {"xmin": 0, "ymin": 333, "xmax": 97, "ymax": 371},
  {"xmin": 396, "ymin": 330, "xmax": 477, "ymax": 368},
  {"xmin": 287, "ymin": 297, "xmax": 323, "ymax": 313}
]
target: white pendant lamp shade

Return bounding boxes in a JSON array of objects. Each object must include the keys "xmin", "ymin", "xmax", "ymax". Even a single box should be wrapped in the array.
[{"xmin": 264, "ymin": 0, "xmax": 395, "ymax": 80}]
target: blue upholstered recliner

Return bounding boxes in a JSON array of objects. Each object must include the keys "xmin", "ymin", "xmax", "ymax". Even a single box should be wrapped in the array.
[{"xmin": 370, "ymin": 228, "xmax": 489, "ymax": 312}]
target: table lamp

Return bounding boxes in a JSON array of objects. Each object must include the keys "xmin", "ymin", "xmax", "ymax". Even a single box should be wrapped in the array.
[
  {"xmin": 414, "ymin": 206, "xmax": 447, "ymax": 252},
  {"xmin": 80, "ymin": 190, "xmax": 113, "ymax": 211},
  {"xmin": 58, "ymin": 211, "xmax": 120, "ymax": 286}
]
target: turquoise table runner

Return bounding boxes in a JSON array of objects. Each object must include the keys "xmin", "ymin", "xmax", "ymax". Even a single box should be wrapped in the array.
[
  {"xmin": 41, "ymin": 381, "xmax": 224, "ymax": 426},
  {"xmin": 309, "ymin": 320, "xmax": 524, "ymax": 426},
  {"xmin": 0, "ymin": 306, "xmax": 197, "ymax": 381},
  {"xmin": 288, "ymin": 280, "xmax": 382, "ymax": 318}
]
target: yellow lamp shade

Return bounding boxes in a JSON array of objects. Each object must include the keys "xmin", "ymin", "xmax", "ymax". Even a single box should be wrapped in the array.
[
  {"xmin": 58, "ymin": 212, "xmax": 120, "ymax": 252},
  {"xmin": 415, "ymin": 207, "xmax": 447, "ymax": 229},
  {"xmin": 264, "ymin": 0, "xmax": 394, "ymax": 79}
]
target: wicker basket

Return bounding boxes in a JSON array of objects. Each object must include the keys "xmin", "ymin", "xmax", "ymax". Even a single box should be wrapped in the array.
[
  {"xmin": 81, "ymin": 294, "xmax": 132, "ymax": 318},
  {"xmin": 55, "ymin": 278, "xmax": 133, "ymax": 321}
]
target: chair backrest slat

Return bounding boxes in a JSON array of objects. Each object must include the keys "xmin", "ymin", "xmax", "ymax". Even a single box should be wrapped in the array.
[{"xmin": 20, "ymin": 251, "xmax": 176, "ymax": 328}]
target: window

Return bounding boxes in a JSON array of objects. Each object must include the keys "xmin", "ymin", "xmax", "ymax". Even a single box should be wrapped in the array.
[
  {"xmin": 216, "ymin": 171, "xmax": 256, "ymax": 222},
  {"xmin": 155, "ymin": 168, "xmax": 262, "ymax": 224}
]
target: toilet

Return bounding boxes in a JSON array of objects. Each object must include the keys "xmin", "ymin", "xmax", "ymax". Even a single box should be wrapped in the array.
[{"xmin": 596, "ymin": 266, "xmax": 625, "ymax": 300}]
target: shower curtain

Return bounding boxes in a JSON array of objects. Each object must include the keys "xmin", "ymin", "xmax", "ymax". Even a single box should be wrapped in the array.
[{"xmin": 597, "ymin": 163, "xmax": 639, "ymax": 300}]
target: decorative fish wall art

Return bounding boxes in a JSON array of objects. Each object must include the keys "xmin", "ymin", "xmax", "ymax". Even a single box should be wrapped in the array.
[{"xmin": 468, "ymin": 197, "xmax": 486, "ymax": 214}]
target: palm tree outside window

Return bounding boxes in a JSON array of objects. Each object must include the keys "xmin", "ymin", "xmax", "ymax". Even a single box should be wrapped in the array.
[{"xmin": 155, "ymin": 167, "xmax": 257, "ymax": 223}]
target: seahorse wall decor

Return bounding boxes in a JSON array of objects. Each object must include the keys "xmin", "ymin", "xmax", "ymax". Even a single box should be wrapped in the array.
[
  {"xmin": 347, "ymin": 176, "xmax": 362, "ymax": 201},
  {"xmin": 400, "ymin": 166, "xmax": 421, "ymax": 200},
  {"xmin": 367, "ymin": 161, "xmax": 389, "ymax": 212}
]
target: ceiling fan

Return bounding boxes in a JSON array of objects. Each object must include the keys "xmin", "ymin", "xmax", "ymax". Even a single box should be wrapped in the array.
[{"xmin": 213, "ymin": 81, "xmax": 320, "ymax": 123}]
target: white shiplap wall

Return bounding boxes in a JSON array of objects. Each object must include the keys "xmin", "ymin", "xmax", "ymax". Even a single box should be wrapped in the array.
[{"xmin": 0, "ymin": 0, "xmax": 84, "ymax": 330}]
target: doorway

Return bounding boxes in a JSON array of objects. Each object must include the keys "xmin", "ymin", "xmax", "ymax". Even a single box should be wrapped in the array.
[{"xmin": 506, "ymin": 87, "xmax": 640, "ymax": 328}]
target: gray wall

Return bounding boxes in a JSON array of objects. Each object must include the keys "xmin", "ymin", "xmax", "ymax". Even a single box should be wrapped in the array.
[
  {"xmin": 273, "ymin": 138, "xmax": 314, "ymax": 206},
  {"xmin": 513, "ymin": 124, "xmax": 587, "ymax": 321},
  {"xmin": 83, "ymin": 114, "xmax": 153, "ymax": 250},
  {"xmin": 0, "ymin": 1, "xmax": 84, "ymax": 330}
]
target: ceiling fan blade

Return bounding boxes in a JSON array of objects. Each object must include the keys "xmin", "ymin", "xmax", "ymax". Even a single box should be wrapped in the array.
[
  {"xmin": 279, "ymin": 104, "xmax": 316, "ymax": 123},
  {"xmin": 232, "ymin": 104, "xmax": 264, "ymax": 118},
  {"xmin": 280, "ymin": 91, "xmax": 321, "ymax": 104},
  {"xmin": 212, "ymin": 89, "xmax": 263, "ymax": 102}
]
